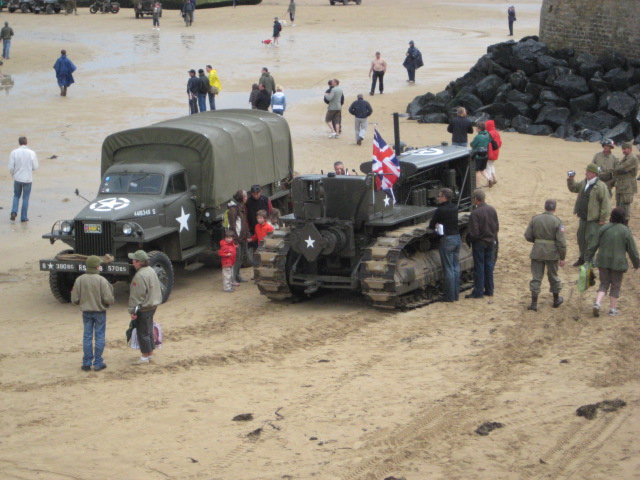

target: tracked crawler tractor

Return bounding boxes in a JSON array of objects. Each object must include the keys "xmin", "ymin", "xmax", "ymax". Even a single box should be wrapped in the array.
[{"xmin": 254, "ymin": 122, "xmax": 477, "ymax": 309}]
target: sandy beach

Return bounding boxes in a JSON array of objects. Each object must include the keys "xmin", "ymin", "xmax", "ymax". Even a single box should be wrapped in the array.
[{"xmin": 1, "ymin": 0, "xmax": 639, "ymax": 479}]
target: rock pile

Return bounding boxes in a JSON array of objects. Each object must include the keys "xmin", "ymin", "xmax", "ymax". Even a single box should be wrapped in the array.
[{"xmin": 407, "ymin": 37, "xmax": 640, "ymax": 143}]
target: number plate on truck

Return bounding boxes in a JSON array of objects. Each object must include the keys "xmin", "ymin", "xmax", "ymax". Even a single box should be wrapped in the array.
[{"xmin": 83, "ymin": 224, "xmax": 102, "ymax": 234}]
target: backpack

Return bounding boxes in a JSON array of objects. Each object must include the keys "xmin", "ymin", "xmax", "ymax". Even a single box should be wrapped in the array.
[
  {"xmin": 222, "ymin": 208, "xmax": 230, "ymax": 229},
  {"xmin": 489, "ymin": 134, "xmax": 499, "ymax": 151}
]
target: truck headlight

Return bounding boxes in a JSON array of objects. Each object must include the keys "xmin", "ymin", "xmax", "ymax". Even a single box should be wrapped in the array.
[
  {"xmin": 61, "ymin": 221, "xmax": 73, "ymax": 234},
  {"xmin": 122, "ymin": 223, "xmax": 133, "ymax": 236}
]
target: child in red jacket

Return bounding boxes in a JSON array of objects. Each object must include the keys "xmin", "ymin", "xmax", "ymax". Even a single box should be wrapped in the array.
[
  {"xmin": 249, "ymin": 210, "xmax": 275, "ymax": 244},
  {"xmin": 218, "ymin": 230, "xmax": 237, "ymax": 292}
]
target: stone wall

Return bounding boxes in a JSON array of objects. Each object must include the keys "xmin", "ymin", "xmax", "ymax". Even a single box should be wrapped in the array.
[{"xmin": 539, "ymin": 0, "xmax": 640, "ymax": 61}]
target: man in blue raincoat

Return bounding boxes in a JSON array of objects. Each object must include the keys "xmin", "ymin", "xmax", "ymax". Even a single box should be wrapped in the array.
[{"xmin": 53, "ymin": 49, "xmax": 76, "ymax": 97}]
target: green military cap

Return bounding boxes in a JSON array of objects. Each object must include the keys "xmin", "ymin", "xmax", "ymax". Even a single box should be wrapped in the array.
[
  {"xmin": 586, "ymin": 163, "xmax": 599, "ymax": 174},
  {"xmin": 128, "ymin": 250, "xmax": 149, "ymax": 261},
  {"xmin": 86, "ymin": 255, "xmax": 102, "ymax": 269},
  {"xmin": 621, "ymin": 141, "xmax": 633, "ymax": 149}
]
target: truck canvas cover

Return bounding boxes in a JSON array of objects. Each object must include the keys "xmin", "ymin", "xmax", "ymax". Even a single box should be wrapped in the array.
[{"xmin": 101, "ymin": 109, "xmax": 293, "ymax": 208}]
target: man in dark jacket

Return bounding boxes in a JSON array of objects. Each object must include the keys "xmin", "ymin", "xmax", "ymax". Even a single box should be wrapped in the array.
[
  {"xmin": 447, "ymin": 106, "xmax": 474, "ymax": 147},
  {"xmin": 197, "ymin": 69, "xmax": 209, "ymax": 113},
  {"xmin": 246, "ymin": 184, "xmax": 273, "ymax": 237},
  {"xmin": 466, "ymin": 189, "xmax": 499, "ymax": 299},
  {"xmin": 255, "ymin": 83, "xmax": 271, "ymax": 111},
  {"xmin": 187, "ymin": 69, "xmax": 199, "ymax": 114},
  {"xmin": 348, "ymin": 94, "xmax": 373, "ymax": 145},
  {"xmin": 428, "ymin": 188, "xmax": 461, "ymax": 302}
]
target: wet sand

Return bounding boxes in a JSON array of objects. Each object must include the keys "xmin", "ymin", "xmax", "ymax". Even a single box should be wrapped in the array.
[{"xmin": 1, "ymin": 1, "xmax": 639, "ymax": 479}]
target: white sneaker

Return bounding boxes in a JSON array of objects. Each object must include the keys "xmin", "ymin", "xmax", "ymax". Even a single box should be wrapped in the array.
[
  {"xmin": 133, "ymin": 357, "xmax": 150, "ymax": 365},
  {"xmin": 608, "ymin": 308, "xmax": 620, "ymax": 317},
  {"xmin": 329, "ymin": 133, "xmax": 336, "ymax": 138},
  {"xmin": 592, "ymin": 302, "xmax": 600, "ymax": 317}
]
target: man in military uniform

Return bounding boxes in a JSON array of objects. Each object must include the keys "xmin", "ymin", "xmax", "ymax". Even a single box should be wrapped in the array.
[
  {"xmin": 592, "ymin": 138, "xmax": 618, "ymax": 190},
  {"xmin": 128, "ymin": 250, "xmax": 163, "ymax": 364},
  {"xmin": 524, "ymin": 199, "xmax": 566, "ymax": 312},
  {"xmin": 612, "ymin": 141, "xmax": 638, "ymax": 224},
  {"xmin": 567, "ymin": 163, "xmax": 611, "ymax": 267}
]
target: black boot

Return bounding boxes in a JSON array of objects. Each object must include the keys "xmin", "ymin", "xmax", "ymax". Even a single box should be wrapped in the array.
[
  {"xmin": 527, "ymin": 294, "xmax": 538, "ymax": 312},
  {"xmin": 572, "ymin": 257, "xmax": 584, "ymax": 267},
  {"xmin": 552, "ymin": 293, "xmax": 564, "ymax": 308}
]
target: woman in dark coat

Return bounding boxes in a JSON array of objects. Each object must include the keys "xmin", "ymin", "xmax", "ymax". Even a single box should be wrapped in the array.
[{"xmin": 587, "ymin": 207, "xmax": 639, "ymax": 317}]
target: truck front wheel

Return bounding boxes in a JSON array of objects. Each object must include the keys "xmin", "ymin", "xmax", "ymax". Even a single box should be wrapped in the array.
[
  {"xmin": 50, "ymin": 271, "xmax": 78, "ymax": 303},
  {"xmin": 148, "ymin": 250, "xmax": 174, "ymax": 303}
]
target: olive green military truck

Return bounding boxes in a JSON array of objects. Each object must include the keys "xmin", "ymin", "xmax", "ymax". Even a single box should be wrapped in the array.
[{"xmin": 40, "ymin": 110, "xmax": 293, "ymax": 303}]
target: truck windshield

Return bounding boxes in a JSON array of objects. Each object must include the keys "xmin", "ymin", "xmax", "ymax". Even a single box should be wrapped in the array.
[{"xmin": 100, "ymin": 173, "xmax": 164, "ymax": 194}]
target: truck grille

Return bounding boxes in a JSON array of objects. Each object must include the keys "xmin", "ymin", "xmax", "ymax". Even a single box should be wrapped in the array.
[{"xmin": 74, "ymin": 221, "xmax": 114, "ymax": 256}]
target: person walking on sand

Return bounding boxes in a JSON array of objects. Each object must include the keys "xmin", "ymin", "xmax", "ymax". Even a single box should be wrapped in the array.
[
  {"xmin": 348, "ymin": 93, "xmax": 373, "ymax": 145},
  {"xmin": 181, "ymin": 0, "xmax": 194, "ymax": 26},
  {"xmin": 586, "ymin": 207, "xmax": 639, "ymax": 317},
  {"xmin": 524, "ymin": 199, "xmax": 566, "ymax": 312},
  {"xmin": 206, "ymin": 64, "xmax": 222, "ymax": 111},
  {"xmin": 403, "ymin": 40, "xmax": 423, "ymax": 83},
  {"xmin": 325, "ymin": 78, "xmax": 343, "ymax": 139},
  {"xmin": 272, "ymin": 17, "xmax": 282, "ymax": 46},
  {"xmin": 8, "ymin": 136, "xmax": 38, "ymax": 223},
  {"xmin": 369, "ymin": 51, "xmax": 387, "ymax": 96},
  {"xmin": 152, "ymin": 2, "xmax": 161, "ymax": 30},
  {"xmin": 508, "ymin": 6, "xmax": 516, "ymax": 36},
  {"xmin": 71, "ymin": 256, "xmax": 114, "ymax": 372},
  {"xmin": 128, "ymin": 250, "xmax": 163, "ymax": 364},
  {"xmin": 1, "ymin": 22, "xmax": 14, "ymax": 60},
  {"xmin": 287, "ymin": 0, "xmax": 296, "ymax": 26},
  {"xmin": 53, "ymin": 49, "xmax": 76, "ymax": 97},
  {"xmin": 486, "ymin": 119, "xmax": 502, "ymax": 185}
]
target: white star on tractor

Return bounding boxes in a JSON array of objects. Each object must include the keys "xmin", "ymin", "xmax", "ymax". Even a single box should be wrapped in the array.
[
  {"xmin": 48, "ymin": 263, "xmax": 54, "ymax": 269},
  {"xmin": 383, "ymin": 195, "xmax": 391, "ymax": 207},
  {"xmin": 176, "ymin": 207, "xmax": 190, "ymax": 232},
  {"xmin": 304, "ymin": 236, "xmax": 315, "ymax": 248}
]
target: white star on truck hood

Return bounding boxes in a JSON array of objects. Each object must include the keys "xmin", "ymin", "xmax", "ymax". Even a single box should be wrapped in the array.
[
  {"xmin": 304, "ymin": 236, "xmax": 315, "ymax": 248},
  {"xmin": 384, "ymin": 195, "xmax": 391, "ymax": 206},
  {"xmin": 176, "ymin": 207, "xmax": 190, "ymax": 232}
]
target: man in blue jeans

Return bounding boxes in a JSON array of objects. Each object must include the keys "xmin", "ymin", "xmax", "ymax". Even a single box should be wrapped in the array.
[
  {"xmin": 8, "ymin": 136, "xmax": 38, "ymax": 222},
  {"xmin": 466, "ymin": 189, "xmax": 499, "ymax": 299},
  {"xmin": 71, "ymin": 256, "xmax": 115, "ymax": 372},
  {"xmin": 429, "ymin": 188, "xmax": 461, "ymax": 302}
]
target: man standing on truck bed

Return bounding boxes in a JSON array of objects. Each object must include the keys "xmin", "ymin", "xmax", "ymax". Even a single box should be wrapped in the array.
[{"xmin": 128, "ymin": 250, "xmax": 163, "ymax": 365}]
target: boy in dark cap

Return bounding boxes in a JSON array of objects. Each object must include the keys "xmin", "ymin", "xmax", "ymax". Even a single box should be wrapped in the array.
[{"xmin": 71, "ymin": 256, "xmax": 114, "ymax": 372}]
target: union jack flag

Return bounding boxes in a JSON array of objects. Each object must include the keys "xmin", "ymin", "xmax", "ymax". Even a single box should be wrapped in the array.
[{"xmin": 371, "ymin": 129, "xmax": 400, "ymax": 200}]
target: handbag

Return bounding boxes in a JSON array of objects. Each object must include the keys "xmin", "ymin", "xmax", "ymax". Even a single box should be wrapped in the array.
[
  {"xmin": 577, "ymin": 263, "xmax": 596, "ymax": 293},
  {"xmin": 210, "ymin": 85, "xmax": 219, "ymax": 95}
]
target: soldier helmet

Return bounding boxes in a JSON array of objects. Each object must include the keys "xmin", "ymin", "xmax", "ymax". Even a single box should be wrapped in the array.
[
  {"xmin": 601, "ymin": 138, "xmax": 615, "ymax": 148},
  {"xmin": 586, "ymin": 163, "xmax": 599, "ymax": 174}
]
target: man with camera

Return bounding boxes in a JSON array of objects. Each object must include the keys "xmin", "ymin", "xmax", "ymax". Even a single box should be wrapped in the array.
[{"xmin": 567, "ymin": 164, "xmax": 611, "ymax": 267}]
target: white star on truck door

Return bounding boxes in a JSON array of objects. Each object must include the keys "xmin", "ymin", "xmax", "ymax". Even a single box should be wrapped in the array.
[
  {"xmin": 305, "ymin": 236, "xmax": 315, "ymax": 248},
  {"xmin": 176, "ymin": 207, "xmax": 190, "ymax": 232}
]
